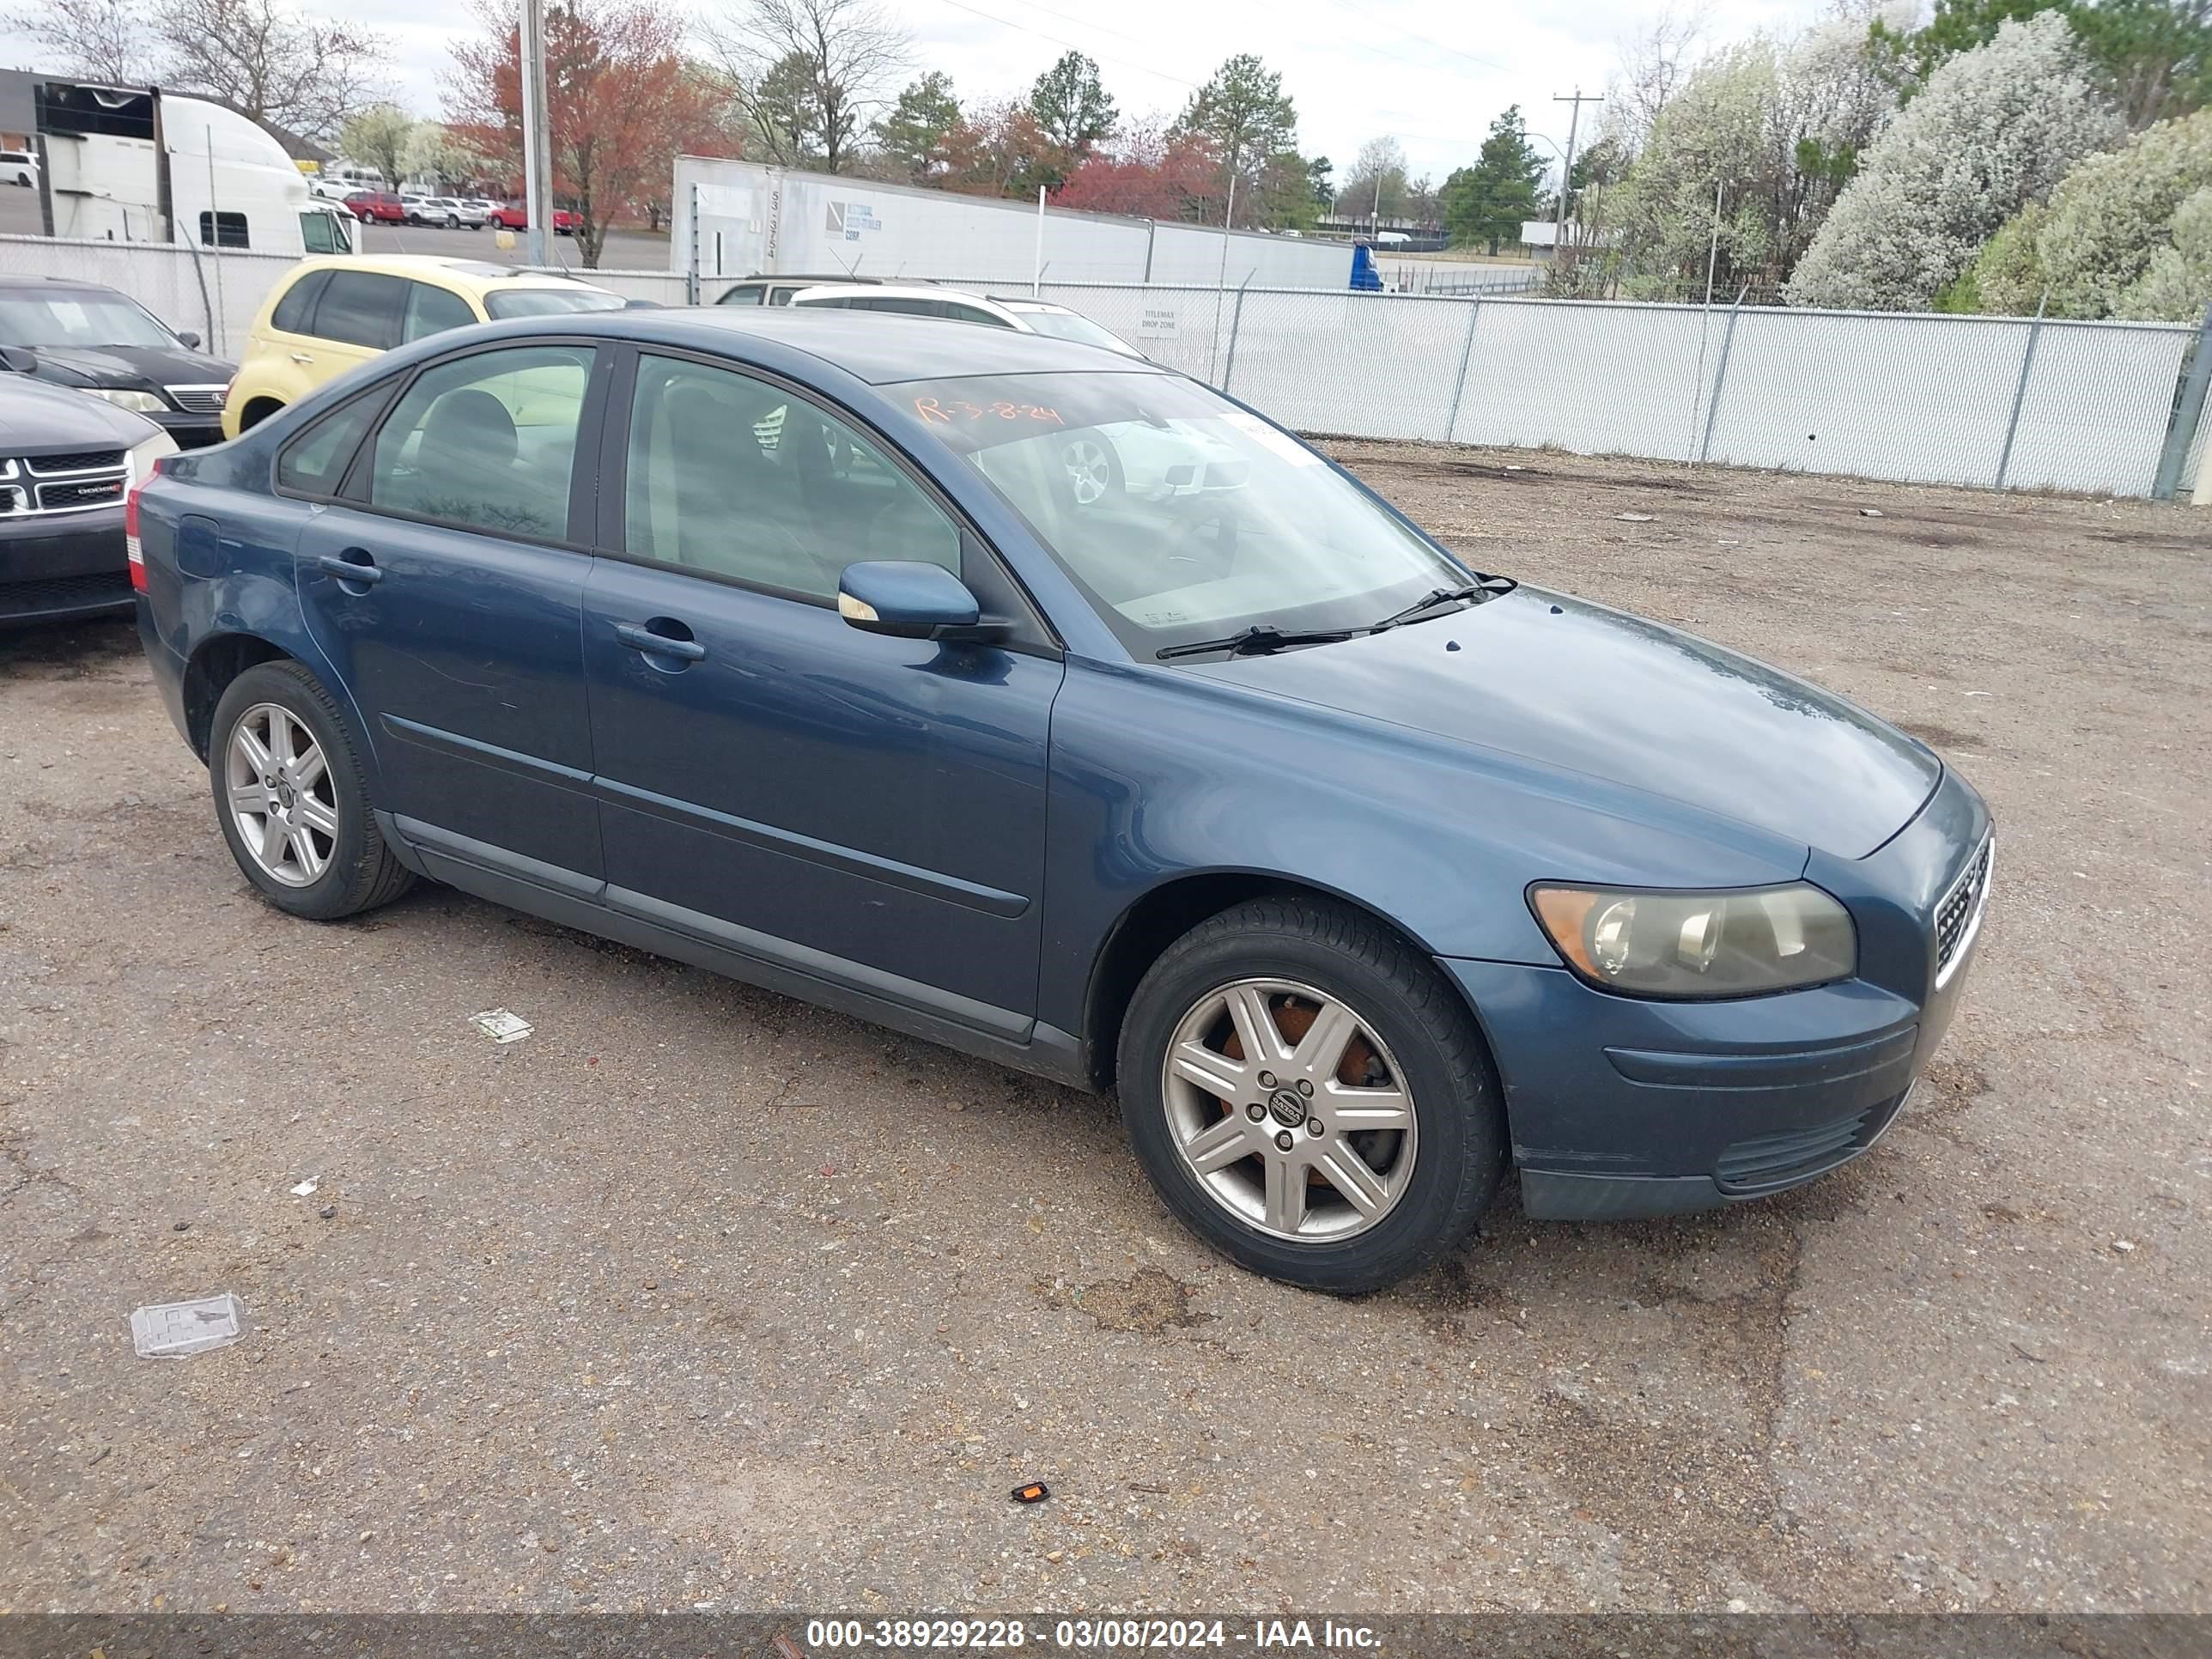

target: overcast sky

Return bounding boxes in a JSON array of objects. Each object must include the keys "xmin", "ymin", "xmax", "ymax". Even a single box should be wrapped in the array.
[{"xmin": 4, "ymin": 0, "xmax": 1832, "ymax": 184}]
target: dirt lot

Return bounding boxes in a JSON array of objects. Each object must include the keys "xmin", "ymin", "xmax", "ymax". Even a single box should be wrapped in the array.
[{"xmin": 2, "ymin": 447, "xmax": 2207, "ymax": 1615}]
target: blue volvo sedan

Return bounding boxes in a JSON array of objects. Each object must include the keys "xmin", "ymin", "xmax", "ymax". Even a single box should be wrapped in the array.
[{"xmin": 130, "ymin": 309, "xmax": 1993, "ymax": 1292}]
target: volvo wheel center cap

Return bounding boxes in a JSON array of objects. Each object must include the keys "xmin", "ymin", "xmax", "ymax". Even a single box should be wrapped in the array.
[{"xmin": 1267, "ymin": 1087, "xmax": 1307, "ymax": 1127}]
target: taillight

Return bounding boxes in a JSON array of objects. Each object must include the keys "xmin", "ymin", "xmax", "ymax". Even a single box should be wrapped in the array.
[{"xmin": 125, "ymin": 455, "xmax": 164, "ymax": 591}]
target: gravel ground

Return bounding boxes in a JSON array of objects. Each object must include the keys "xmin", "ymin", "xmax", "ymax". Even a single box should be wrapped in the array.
[{"xmin": 1, "ymin": 447, "xmax": 2207, "ymax": 1616}]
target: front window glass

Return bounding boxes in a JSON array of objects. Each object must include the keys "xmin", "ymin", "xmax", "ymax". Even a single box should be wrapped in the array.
[
  {"xmin": 0, "ymin": 291, "xmax": 176, "ymax": 348},
  {"xmin": 1007, "ymin": 307, "xmax": 1138, "ymax": 355},
  {"xmin": 483, "ymin": 288, "xmax": 624, "ymax": 319},
  {"xmin": 367, "ymin": 343, "xmax": 595, "ymax": 539},
  {"xmin": 624, "ymin": 351, "xmax": 958, "ymax": 599},
  {"xmin": 903, "ymin": 372, "xmax": 1465, "ymax": 659}
]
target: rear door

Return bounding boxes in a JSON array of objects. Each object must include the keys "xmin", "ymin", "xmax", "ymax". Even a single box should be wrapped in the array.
[
  {"xmin": 291, "ymin": 338, "xmax": 610, "ymax": 883},
  {"xmin": 289, "ymin": 268, "xmax": 405, "ymax": 394}
]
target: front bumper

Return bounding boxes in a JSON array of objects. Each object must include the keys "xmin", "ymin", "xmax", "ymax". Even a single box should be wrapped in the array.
[
  {"xmin": 0, "ymin": 506, "xmax": 131, "ymax": 625},
  {"xmin": 1449, "ymin": 766, "xmax": 1992, "ymax": 1220},
  {"xmin": 149, "ymin": 410, "xmax": 227, "ymax": 450}
]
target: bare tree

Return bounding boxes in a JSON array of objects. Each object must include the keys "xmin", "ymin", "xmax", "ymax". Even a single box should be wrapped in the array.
[
  {"xmin": 697, "ymin": 0, "xmax": 908, "ymax": 174},
  {"xmin": 1607, "ymin": 4, "xmax": 1710, "ymax": 157},
  {"xmin": 154, "ymin": 0, "xmax": 387, "ymax": 147},
  {"xmin": 0, "ymin": 0, "xmax": 158, "ymax": 82}
]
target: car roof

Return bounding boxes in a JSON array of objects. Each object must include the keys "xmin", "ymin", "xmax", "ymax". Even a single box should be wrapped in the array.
[
  {"xmin": 724, "ymin": 273, "xmax": 887, "ymax": 286},
  {"xmin": 788, "ymin": 283, "xmax": 988, "ymax": 306},
  {"xmin": 544, "ymin": 307, "xmax": 1168, "ymax": 384},
  {"xmin": 0, "ymin": 275, "xmax": 131, "ymax": 295},
  {"xmin": 284, "ymin": 255, "xmax": 613, "ymax": 296}
]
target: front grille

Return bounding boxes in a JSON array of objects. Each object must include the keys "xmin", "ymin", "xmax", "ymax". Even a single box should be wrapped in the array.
[
  {"xmin": 0, "ymin": 570, "xmax": 133, "ymax": 617},
  {"xmin": 38, "ymin": 477, "xmax": 124, "ymax": 510},
  {"xmin": 26, "ymin": 448, "xmax": 124, "ymax": 475},
  {"xmin": 0, "ymin": 453, "xmax": 130, "ymax": 516},
  {"xmin": 165, "ymin": 386, "xmax": 228, "ymax": 416},
  {"xmin": 1713, "ymin": 1089, "xmax": 1906, "ymax": 1194},
  {"xmin": 1935, "ymin": 837, "xmax": 1994, "ymax": 987}
]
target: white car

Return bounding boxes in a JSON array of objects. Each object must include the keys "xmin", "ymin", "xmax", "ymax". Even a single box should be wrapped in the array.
[
  {"xmin": 784, "ymin": 283, "xmax": 1146, "ymax": 358},
  {"xmin": 410, "ymin": 196, "xmax": 487, "ymax": 228},
  {"xmin": 3, "ymin": 149, "xmax": 40, "ymax": 188},
  {"xmin": 783, "ymin": 284, "xmax": 1246, "ymax": 507}
]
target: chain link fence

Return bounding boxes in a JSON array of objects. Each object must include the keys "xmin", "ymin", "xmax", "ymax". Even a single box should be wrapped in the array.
[{"xmin": 4, "ymin": 233, "xmax": 2203, "ymax": 499}]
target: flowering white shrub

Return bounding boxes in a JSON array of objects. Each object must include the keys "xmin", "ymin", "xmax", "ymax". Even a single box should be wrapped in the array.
[
  {"xmin": 2115, "ymin": 185, "xmax": 2212, "ymax": 320},
  {"xmin": 2033, "ymin": 109, "xmax": 2212, "ymax": 317},
  {"xmin": 1784, "ymin": 15, "xmax": 2120, "ymax": 310}
]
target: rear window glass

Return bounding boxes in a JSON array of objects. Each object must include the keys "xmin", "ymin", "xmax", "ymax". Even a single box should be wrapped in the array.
[
  {"xmin": 483, "ymin": 289, "xmax": 625, "ymax": 320},
  {"xmin": 270, "ymin": 270, "xmax": 330, "ymax": 334},
  {"xmin": 276, "ymin": 392, "xmax": 384, "ymax": 496},
  {"xmin": 312, "ymin": 270, "xmax": 404, "ymax": 349}
]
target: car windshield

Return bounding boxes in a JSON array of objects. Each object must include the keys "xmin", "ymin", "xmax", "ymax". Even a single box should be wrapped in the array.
[
  {"xmin": 0, "ymin": 291, "xmax": 176, "ymax": 349},
  {"xmin": 1006, "ymin": 307, "xmax": 1140, "ymax": 356},
  {"xmin": 483, "ymin": 288, "xmax": 625, "ymax": 319},
  {"xmin": 903, "ymin": 371, "xmax": 1468, "ymax": 659}
]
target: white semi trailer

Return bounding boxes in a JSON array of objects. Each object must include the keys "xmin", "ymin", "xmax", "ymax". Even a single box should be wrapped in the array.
[{"xmin": 669, "ymin": 157, "xmax": 1354, "ymax": 295}]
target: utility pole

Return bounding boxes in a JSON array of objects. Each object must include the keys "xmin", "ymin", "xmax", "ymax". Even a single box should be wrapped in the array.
[
  {"xmin": 519, "ymin": 0, "xmax": 555, "ymax": 268},
  {"xmin": 1553, "ymin": 87, "xmax": 1601, "ymax": 266}
]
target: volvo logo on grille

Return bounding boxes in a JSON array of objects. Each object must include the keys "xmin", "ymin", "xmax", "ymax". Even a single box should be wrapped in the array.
[{"xmin": 1267, "ymin": 1087, "xmax": 1307, "ymax": 1127}]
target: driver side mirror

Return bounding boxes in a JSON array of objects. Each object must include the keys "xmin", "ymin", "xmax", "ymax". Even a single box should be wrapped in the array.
[
  {"xmin": 0, "ymin": 344, "xmax": 36, "ymax": 374},
  {"xmin": 176, "ymin": 330, "xmax": 202, "ymax": 349},
  {"xmin": 836, "ymin": 561, "xmax": 1005, "ymax": 643}
]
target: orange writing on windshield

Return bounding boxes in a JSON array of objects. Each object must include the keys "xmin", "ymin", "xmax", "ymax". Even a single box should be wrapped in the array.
[{"xmin": 915, "ymin": 395, "xmax": 1065, "ymax": 428}]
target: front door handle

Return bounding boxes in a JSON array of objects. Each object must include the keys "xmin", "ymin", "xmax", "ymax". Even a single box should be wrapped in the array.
[
  {"xmin": 317, "ymin": 550, "xmax": 382, "ymax": 586},
  {"xmin": 614, "ymin": 620, "xmax": 706, "ymax": 663},
  {"xmin": 289, "ymin": 351, "xmax": 316, "ymax": 365}
]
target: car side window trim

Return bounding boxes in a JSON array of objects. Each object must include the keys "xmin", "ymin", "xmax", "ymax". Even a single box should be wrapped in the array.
[
  {"xmin": 588, "ymin": 341, "xmax": 1062, "ymax": 656},
  {"xmin": 323, "ymin": 333, "xmax": 617, "ymax": 555}
]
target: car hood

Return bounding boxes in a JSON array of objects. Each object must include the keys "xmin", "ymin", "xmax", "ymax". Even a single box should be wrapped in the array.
[
  {"xmin": 27, "ymin": 343, "xmax": 235, "ymax": 391},
  {"xmin": 0, "ymin": 376, "xmax": 163, "ymax": 447},
  {"xmin": 1192, "ymin": 586, "xmax": 1941, "ymax": 861}
]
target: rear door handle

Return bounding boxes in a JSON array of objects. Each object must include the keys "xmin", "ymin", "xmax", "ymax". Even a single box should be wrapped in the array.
[
  {"xmin": 614, "ymin": 620, "xmax": 706, "ymax": 662},
  {"xmin": 289, "ymin": 351, "xmax": 316, "ymax": 364},
  {"xmin": 317, "ymin": 551, "xmax": 381, "ymax": 585}
]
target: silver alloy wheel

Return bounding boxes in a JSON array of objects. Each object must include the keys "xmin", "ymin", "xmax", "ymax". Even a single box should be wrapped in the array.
[
  {"xmin": 224, "ymin": 702, "xmax": 339, "ymax": 888},
  {"xmin": 1063, "ymin": 438, "xmax": 1114, "ymax": 506},
  {"xmin": 1160, "ymin": 977, "xmax": 1418, "ymax": 1243}
]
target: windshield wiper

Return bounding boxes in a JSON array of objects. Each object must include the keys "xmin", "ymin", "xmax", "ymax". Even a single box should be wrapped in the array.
[
  {"xmin": 1156, "ymin": 623, "xmax": 1361, "ymax": 661},
  {"xmin": 1369, "ymin": 579, "xmax": 1512, "ymax": 632}
]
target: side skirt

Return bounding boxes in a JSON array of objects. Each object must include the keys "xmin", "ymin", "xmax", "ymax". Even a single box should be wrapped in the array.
[{"xmin": 379, "ymin": 811, "xmax": 1092, "ymax": 1092}]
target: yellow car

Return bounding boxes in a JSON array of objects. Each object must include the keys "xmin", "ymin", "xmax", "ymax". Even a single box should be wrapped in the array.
[{"xmin": 221, "ymin": 256, "xmax": 624, "ymax": 439}]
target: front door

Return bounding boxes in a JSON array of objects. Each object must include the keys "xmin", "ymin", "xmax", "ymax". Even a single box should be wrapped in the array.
[
  {"xmin": 293, "ymin": 339, "xmax": 607, "ymax": 881},
  {"xmin": 580, "ymin": 350, "xmax": 1063, "ymax": 1029}
]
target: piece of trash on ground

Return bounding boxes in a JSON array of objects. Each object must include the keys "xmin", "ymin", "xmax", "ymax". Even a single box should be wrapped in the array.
[
  {"xmin": 1617, "ymin": 512, "xmax": 1656, "ymax": 522},
  {"xmin": 1860, "ymin": 507, "xmax": 1884, "ymax": 517},
  {"xmin": 131, "ymin": 1293, "xmax": 246, "ymax": 1358},
  {"xmin": 289, "ymin": 1179, "xmax": 318, "ymax": 1197},
  {"xmin": 470, "ymin": 1008, "xmax": 532, "ymax": 1044},
  {"xmin": 1012, "ymin": 1480, "xmax": 1050, "ymax": 1504}
]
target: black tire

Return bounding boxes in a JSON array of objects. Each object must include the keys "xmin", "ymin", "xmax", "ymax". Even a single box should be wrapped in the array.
[
  {"xmin": 1117, "ymin": 896, "xmax": 1506, "ymax": 1293},
  {"xmin": 208, "ymin": 659, "xmax": 414, "ymax": 921}
]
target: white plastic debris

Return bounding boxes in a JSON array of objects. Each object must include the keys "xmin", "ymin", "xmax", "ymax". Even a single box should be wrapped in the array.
[
  {"xmin": 1860, "ymin": 507, "xmax": 1885, "ymax": 517},
  {"xmin": 289, "ymin": 1179, "xmax": 318, "ymax": 1197},
  {"xmin": 131, "ymin": 1293, "xmax": 246, "ymax": 1358},
  {"xmin": 470, "ymin": 1008, "xmax": 532, "ymax": 1044},
  {"xmin": 1617, "ymin": 512, "xmax": 1656, "ymax": 522}
]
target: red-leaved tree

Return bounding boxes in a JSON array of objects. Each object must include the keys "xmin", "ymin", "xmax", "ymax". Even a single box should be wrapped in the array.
[
  {"xmin": 444, "ymin": 0, "xmax": 720, "ymax": 265},
  {"xmin": 1053, "ymin": 123, "xmax": 1218, "ymax": 219}
]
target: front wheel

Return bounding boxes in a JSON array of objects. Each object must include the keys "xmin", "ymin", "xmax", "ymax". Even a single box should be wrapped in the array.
[
  {"xmin": 1060, "ymin": 434, "xmax": 1124, "ymax": 507},
  {"xmin": 209, "ymin": 660, "xmax": 414, "ymax": 921},
  {"xmin": 1118, "ymin": 896, "xmax": 1506, "ymax": 1292}
]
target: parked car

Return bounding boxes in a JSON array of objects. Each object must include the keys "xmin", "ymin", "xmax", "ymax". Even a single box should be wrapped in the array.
[
  {"xmin": 3, "ymin": 148, "xmax": 39, "ymax": 188},
  {"xmin": 785, "ymin": 283, "xmax": 1145, "ymax": 358},
  {"xmin": 0, "ymin": 372, "xmax": 174, "ymax": 625},
  {"xmin": 714, "ymin": 273, "xmax": 887, "ymax": 307},
  {"xmin": 461, "ymin": 198, "xmax": 503, "ymax": 222},
  {"xmin": 0, "ymin": 276, "xmax": 236, "ymax": 448},
  {"xmin": 488, "ymin": 201, "xmax": 576, "ymax": 234},
  {"xmin": 306, "ymin": 177, "xmax": 354, "ymax": 204},
  {"xmin": 221, "ymin": 255, "xmax": 623, "ymax": 438},
  {"xmin": 137, "ymin": 310, "xmax": 1993, "ymax": 1292},
  {"xmin": 345, "ymin": 191, "xmax": 405, "ymax": 223},
  {"xmin": 433, "ymin": 198, "xmax": 492, "ymax": 228}
]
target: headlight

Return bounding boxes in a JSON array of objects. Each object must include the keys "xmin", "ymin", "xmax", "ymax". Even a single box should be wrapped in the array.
[
  {"xmin": 82, "ymin": 387, "xmax": 168, "ymax": 412},
  {"xmin": 1528, "ymin": 882, "xmax": 1856, "ymax": 1000},
  {"xmin": 127, "ymin": 428, "xmax": 179, "ymax": 484}
]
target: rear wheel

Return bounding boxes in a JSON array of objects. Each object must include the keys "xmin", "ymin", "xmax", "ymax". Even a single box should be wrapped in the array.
[
  {"xmin": 1061, "ymin": 434, "xmax": 1124, "ymax": 507},
  {"xmin": 209, "ymin": 660, "xmax": 413, "ymax": 921},
  {"xmin": 1118, "ymin": 896, "xmax": 1505, "ymax": 1292}
]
